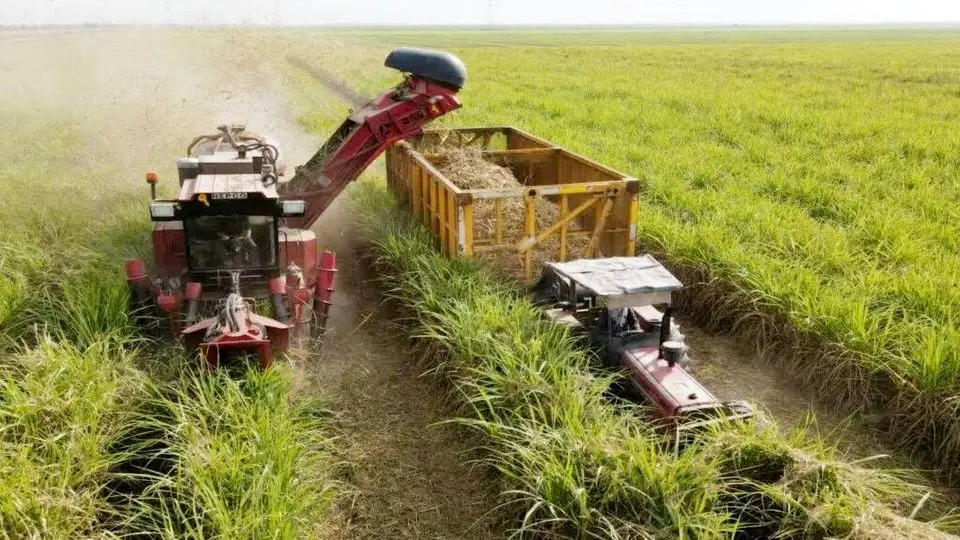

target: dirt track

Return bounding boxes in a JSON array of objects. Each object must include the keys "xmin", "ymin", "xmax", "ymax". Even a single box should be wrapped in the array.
[{"xmin": 307, "ymin": 200, "xmax": 504, "ymax": 538}]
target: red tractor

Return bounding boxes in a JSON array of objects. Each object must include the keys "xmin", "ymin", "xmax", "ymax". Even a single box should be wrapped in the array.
[
  {"xmin": 125, "ymin": 48, "xmax": 467, "ymax": 368},
  {"xmin": 533, "ymin": 256, "xmax": 756, "ymax": 444}
]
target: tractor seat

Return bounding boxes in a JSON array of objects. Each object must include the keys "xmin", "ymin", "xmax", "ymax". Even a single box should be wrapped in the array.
[
  {"xmin": 631, "ymin": 305, "xmax": 663, "ymax": 332},
  {"xmin": 385, "ymin": 47, "xmax": 467, "ymax": 89}
]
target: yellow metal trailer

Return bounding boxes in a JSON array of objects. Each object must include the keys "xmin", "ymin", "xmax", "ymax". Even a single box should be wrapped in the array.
[{"xmin": 386, "ymin": 126, "xmax": 640, "ymax": 281}]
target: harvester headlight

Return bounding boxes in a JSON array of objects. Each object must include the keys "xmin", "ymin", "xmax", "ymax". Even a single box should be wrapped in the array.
[
  {"xmin": 281, "ymin": 200, "xmax": 306, "ymax": 217},
  {"xmin": 149, "ymin": 202, "xmax": 177, "ymax": 219}
]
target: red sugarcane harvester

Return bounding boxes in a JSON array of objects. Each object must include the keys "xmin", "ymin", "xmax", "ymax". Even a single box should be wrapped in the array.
[{"xmin": 125, "ymin": 48, "xmax": 467, "ymax": 368}]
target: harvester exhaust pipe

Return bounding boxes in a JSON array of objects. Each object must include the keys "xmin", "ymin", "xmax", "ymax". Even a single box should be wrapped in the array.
[
  {"xmin": 658, "ymin": 306, "xmax": 673, "ymax": 360},
  {"xmin": 313, "ymin": 251, "xmax": 337, "ymax": 335}
]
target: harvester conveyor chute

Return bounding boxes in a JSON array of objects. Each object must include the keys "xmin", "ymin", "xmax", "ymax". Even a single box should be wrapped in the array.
[{"xmin": 280, "ymin": 48, "xmax": 467, "ymax": 231}]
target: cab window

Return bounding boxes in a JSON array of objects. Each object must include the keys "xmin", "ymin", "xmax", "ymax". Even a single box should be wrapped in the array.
[{"xmin": 186, "ymin": 214, "xmax": 276, "ymax": 270}]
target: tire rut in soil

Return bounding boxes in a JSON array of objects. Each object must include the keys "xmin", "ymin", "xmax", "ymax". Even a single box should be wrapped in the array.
[{"xmin": 305, "ymin": 197, "xmax": 506, "ymax": 539}]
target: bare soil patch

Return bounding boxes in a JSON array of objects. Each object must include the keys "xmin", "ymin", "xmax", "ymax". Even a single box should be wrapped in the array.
[{"xmin": 307, "ymin": 198, "xmax": 506, "ymax": 539}]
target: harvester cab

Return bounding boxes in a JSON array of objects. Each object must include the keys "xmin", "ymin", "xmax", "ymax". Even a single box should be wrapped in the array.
[
  {"xmin": 125, "ymin": 48, "xmax": 466, "ymax": 369},
  {"xmin": 166, "ymin": 124, "xmax": 304, "ymax": 285},
  {"xmin": 533, "ymin": 256, "xmax": 756, "ymax": 441},
  {"xmin": 133, "ymin": 123, "xmax": 321, "ymax": 369}
]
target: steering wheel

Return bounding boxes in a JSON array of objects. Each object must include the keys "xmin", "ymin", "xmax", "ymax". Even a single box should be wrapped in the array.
[{"xmin": 221, "ymin": 234, "xmax": 257, "ymax": 266}]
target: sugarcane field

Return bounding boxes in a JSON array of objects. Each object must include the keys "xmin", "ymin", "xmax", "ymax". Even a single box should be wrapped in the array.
[{"xmin": 2, "ymin": 4, "xmax": 960, "ymax": 539}]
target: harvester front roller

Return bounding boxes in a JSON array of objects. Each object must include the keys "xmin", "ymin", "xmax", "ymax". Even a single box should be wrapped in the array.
[
  {"xmin": 312, "ymin": 251, "xmax": 337, "ymax": 337},
  {"xmin": 124, "ymin": 250, "xmax": 337, "ymax": 368}
]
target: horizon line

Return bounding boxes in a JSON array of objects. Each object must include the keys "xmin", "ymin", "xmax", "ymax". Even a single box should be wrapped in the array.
[{"xmin": 4, "ymin": 22, "xmax": 960, "ymax": 30}]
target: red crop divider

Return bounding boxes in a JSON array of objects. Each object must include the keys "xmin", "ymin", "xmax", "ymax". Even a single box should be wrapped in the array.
[{"xmin": 314, "ymin": 250, "xmax": 338, "ymax": 334}]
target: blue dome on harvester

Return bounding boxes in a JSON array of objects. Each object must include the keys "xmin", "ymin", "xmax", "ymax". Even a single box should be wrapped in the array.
[{"xmin": 385, "ymin": 47, "xmax": 467, "ymax": 89}]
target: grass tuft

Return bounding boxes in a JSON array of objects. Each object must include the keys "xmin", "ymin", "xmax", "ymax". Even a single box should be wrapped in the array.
[
  {"xmin": 119, "ymin": 361, "xmax": 338, "ymax": 539},
  {"xmin": 0, "ymin": 336, "xmax": 145, "ymax": 538}
]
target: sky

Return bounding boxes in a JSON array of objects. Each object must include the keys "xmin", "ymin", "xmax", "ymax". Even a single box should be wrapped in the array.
[{"xmin": 2, "ymin": 0, "xmax": 960, "ymax": 26}]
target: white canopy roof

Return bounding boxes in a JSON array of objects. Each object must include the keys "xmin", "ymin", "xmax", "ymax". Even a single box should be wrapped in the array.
[{"xmin": 545, "ymin": 256, "xmax": 683, "ymax": 308}]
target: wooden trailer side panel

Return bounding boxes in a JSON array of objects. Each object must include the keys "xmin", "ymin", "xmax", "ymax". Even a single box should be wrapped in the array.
[{"xmin": 386, "ymin": 126, "xmax": 640, "ymax": 281}]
